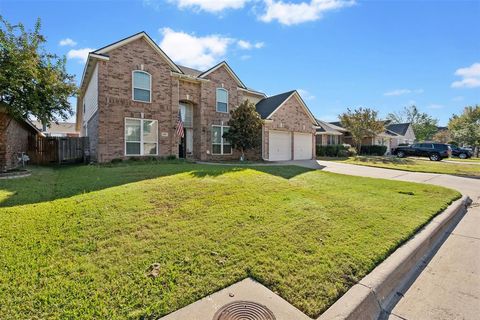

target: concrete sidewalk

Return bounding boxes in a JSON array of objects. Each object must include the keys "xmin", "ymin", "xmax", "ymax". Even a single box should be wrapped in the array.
[{"xmin": 312, "ymin": 160, "xmax": 480, "ymax": 320}]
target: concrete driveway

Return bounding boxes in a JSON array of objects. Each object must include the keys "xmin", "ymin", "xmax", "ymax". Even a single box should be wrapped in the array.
[{"xmin": 309, "ymin": 160, "xmax": 480, "ymax": 320}]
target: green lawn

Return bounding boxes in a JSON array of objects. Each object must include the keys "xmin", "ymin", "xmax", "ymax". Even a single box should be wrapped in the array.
[
  {"xmin": 331, "ymin": 156, "xmax": 480, "ymax": 177},
  {"xmin": 0, "ymin": 161, "xmax": 460, "ymax": 319},
  {"xmin": 447, "ymin": 157, "xmax": 480, "ymax": 163}
]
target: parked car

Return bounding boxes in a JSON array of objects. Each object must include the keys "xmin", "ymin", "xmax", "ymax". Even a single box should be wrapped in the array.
[
  {"xmin": 449, "ymin": 145, "xmax": 473, "ymax": 159},
  {"xmin": 392, "ymin": 143, "xmax": 451, "ymax": 161}
]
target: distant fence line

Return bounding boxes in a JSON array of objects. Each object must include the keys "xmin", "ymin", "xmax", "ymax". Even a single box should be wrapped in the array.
[{"xmin": 28, "ymin": 136, "xmax": 89, "ymax": 165}]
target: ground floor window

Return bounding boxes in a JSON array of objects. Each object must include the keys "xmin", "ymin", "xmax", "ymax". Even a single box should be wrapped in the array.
[
  {"xmin": 327, "ymin": 135, "xmax": 338, "ymax": 145},
  {"xmin": 125, "ymin": 118, "xmax": 158, "ymax": 156},
  {"xmin": 212, "ymin": 125, "xmax": 232, "ymax": 155}
]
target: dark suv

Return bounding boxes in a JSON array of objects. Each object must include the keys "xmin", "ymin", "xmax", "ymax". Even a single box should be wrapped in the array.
[
  {"xmin": 449, "ymin": 145, "xmax": 472, "ymax": 159},
  {"xmin": 392, "ymin": 143, "xmax": 451, "ymax": 161}
]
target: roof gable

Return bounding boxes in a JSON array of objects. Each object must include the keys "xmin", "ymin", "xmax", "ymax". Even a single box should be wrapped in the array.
[
  {"xmin": 255, "ymin": 90, "xmax": 317, "ymax": 125},
  {"xmin": 198, "ymin": 61, "xmax": 246, "ymax": 88},
  {"xmin": 94, "ymin": 32, "xmax": 182, "ymax": 74},
  {"xmin": 386, "ymin": 123, "xmax": 411, "ymax": 136},
  {"xmin": 316, "ymin": 119, "xmax": 346, "ymax": 134},
  {"xmin": 255, "ymin": 91, "xmax": 295, "ymax": 119}
]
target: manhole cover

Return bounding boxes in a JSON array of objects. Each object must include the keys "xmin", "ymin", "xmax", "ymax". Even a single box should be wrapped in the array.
[{"xmin": 213, "ymin": 301, "xmax": 276, "ymax": 320}]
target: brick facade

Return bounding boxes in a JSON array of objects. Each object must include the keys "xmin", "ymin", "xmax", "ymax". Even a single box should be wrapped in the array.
[
  {"xmin": 0, "ymin": 112, "xmax": 37, "ymax": 171},
  {"xmin": 263, "ymin": 95, "xmax": 316, "ymax": 160},
  {"xmin": 78, "ymin": 35, "xmax": 315, "ymax": 163}
]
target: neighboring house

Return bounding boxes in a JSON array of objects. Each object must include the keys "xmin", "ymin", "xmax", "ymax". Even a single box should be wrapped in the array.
[
  {"xmin": 0, "ymin": 108, "xmax": 41, "ymax": 171},
  {"xmin": 33, "ymin": 121, "xmax": 79, "ymax": 137},
  {"xmin": 76, "ymin": 32, "xmax": 318, "ymax": 162},
  {"xmin": 315, "ymin": 119, "xmax": 347, "ymax": 145},
  {"xmin": 316, "ymin": 120, "xmax": 416, "ymax": 154}
]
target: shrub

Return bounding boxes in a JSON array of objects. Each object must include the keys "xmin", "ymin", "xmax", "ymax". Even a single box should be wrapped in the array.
[
  {"xmin": 359, "ymin": 145, "xmax": 387, "ymax": 156},
  {"xmin": 110, "ymin": 158, "xmax": 123, "ymax": 164},
  {"xmin": 166, "ymin": 154, "xmax": 177, "ymax": 160},
  {"xmin": 316, "ymin": 144, "xmax": 351, "ymax": 157}
]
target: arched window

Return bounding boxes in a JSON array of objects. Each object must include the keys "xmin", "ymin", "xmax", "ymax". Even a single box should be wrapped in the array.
[
  {"xmin": 132, "ymin": 70, "xmax": 151, "ymax": 102},
  {"xmin": 216, "ymin": 88, "xmax": 228, "ymax": 113}
]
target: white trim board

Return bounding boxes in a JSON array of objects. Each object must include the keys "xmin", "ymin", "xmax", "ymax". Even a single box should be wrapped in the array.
[
  {"xmin": 198, "ymin": 61, "xmax": 246, "ymax": 89},
  {"xmin": 95, "ymin": 32, "xmax": 182, "ymax": 74}
]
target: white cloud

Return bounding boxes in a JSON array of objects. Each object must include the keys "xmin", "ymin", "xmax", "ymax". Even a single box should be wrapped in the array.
[
  {"xmin": 237, "ymin": 40, "xmax": 265, "ymax": 50},
  {"xmin": 259, "ymin": 0, "xmax": 355, "ymax": 26},
  {"xmin": 452, "ymin": 96, "xmax": 464, "ymax": 102},
  {"xmin": 451, "ymin": 78, "xmax": 480, "ymax": 88},
  {"xmin": 384, "ymin": 88, "xmax": 423, "ymax": 96},
  {"xmin": 297, "ymin": 89, "xmax": 315, "ymax": 100},
  {"xmin": 451, "ymin": 62, "xmax": 480, "ymax": 88},
  {"xmin": 59, "ymin": 38, "xmax": 77, "ymax": 47},
  {"xmin": 67, "ymin": 48, "xmax": 93, "ymax": 62},
  {"xmin": 240, "ymin": 54, "xmax": 252, "ymax": 60},
  {"xmin": 159, "ymin": 28, "xmax": 264, "ymax": 69},
  {"xmin": 159, "ymin": 28, "xmax": 234, "ymax": 69},
  {"xmin": 170, "ymin": 0, "xmax": 249, "ymax": 13}
]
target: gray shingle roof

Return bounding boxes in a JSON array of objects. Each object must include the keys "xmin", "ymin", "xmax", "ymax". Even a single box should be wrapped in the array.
[
  {"xmin": 386, "ymin": 123, "xmax": 410, "ymax": 136},
  {"xmin": 331, "ymin": 121, "xmax": 411, "ymax": 137},
  {"xmin": 255, "ymin": 90, "xmax": 295, "ymax": 119},
  {"xmin": 177, "ymin": 65, "xmax": 203, "ymax": 77}
]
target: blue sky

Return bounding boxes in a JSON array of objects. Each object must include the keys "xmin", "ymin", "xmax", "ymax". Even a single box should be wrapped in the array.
[{"xmin": 1, "ymin": 0, "xmax": 479, "ymax": 125}]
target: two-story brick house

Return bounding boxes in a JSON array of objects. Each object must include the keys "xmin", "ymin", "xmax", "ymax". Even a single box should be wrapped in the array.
[{"xmin": 76, "ymin": 32, "xmax": 318, "ymax": 162}]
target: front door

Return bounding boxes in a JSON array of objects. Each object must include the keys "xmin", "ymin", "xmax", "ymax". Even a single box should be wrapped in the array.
[{"xmin": 178, "ymin": 129, "xmax": 186, "ymax": 158}]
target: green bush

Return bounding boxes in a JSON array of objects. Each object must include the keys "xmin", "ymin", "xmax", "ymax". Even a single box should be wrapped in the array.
[
  {"xmin": 316, "ymin": 144, "xmax": 350, "ymax": 157},
  {"xmin": 359, "ymin": 145, "xmax": 387, "ymax": 156},
  {"xmin": 110, "ymin": 158, "xmax": 123, "ymax": 164}
]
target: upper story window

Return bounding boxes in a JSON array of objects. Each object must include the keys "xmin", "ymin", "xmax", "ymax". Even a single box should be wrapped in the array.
[
  {"xmin": 216, "ymin": 88, "xmax": 228, "ymax": 113},
  {"xmin": 132, "ymin": 71, "xmax": 151, "ymax": 103}
]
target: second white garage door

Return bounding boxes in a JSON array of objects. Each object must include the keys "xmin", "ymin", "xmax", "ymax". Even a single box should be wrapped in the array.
[
  {"xmin": 269, "ymin": 130, "xmax": 292, "ymax": 161},
  {"xmin": 293, "ymin": 132, "xmax": 313, "ymax": 160}
]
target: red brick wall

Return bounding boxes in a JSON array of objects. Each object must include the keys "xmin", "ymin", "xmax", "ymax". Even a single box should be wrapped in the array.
[
  {"xmin": 0, "ymin": 113, "xmax": 33, "ymax": 171},
  {"xmin": 96, "ymin": 38, "xmax": 178, "ymax": 162}
]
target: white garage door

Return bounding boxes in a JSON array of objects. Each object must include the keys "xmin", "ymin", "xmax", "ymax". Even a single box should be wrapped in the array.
[
  {"xmin": 294, "ymin": 132, "xmax": 313, "ymax": 160},
  {"xmin": 269, "ymin": 130, "xmax": 292, "ymax": 161}
]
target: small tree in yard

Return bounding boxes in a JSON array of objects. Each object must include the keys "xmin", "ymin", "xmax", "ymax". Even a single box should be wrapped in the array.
[
  {"xmin": 339, "ymin": 108, "xmax": 384, "ymax": 153},
  {"xmin": 448, "ymin": 105, "xmax": 480, "ymax": 157},
  {"xmin": 0, "ymin": 16, "xmax": 77, "ymax": 124},
  {"xmin": 432, "ymin": 129, "xmax": 451, "ymax": 144},
  {"xmin": 223, "ymin": 99, "xmax": 263, "ymax": 161}
]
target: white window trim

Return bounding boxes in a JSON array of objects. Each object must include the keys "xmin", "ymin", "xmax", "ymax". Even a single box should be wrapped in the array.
[
  {"xmin": 212, "ymin": 125, "xmax": 232, "ymax": 155},
  {"xmin": 216, "ymin": 88, "xmax": 229, "ymax": 113},
  {"xmin": 124, "ymin": 117, "xmax": 158, "ymax": 156},
  {"xmin": 132, "ymin": 70, "xmax": 152, "ymax": 103}
]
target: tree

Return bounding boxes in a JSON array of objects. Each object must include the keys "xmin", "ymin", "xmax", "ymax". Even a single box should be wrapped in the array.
[
  {"xmin": 432, "ymin": 129, "xmax": 451, "ymax": 143},
  {"xmin": 0, "ymin": 16, "xmax": 77, "ymax": 124},
  {"xmin": 339, "ymin": 107, "xmax": 384, "ymax": 153},
  {"xmin": 223, "ymin": 99, "xmax": 263, "ymax": 160},
  {"xmin": 448, "ymin": 105, "xmax": 480, "ymax": 156},
  {"xmin": 386, "ymin": 105, "xmax": 438, "ymax": 141}
]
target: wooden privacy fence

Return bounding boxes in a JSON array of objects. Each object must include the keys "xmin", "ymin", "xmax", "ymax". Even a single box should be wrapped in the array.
[{"xmin": 28, "ymin": 136, "xmax": 89, "ymax": 165}]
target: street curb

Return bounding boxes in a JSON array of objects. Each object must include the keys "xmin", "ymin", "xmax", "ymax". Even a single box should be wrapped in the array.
[{"xmin": 317, "ymin": 195, "xmax": 471, "ymax": 320}]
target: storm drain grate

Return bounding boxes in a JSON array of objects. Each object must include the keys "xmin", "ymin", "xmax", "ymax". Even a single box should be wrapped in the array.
[{"xmin": 213, "ymin": 301, "xmax": 276, "ymax": 320}]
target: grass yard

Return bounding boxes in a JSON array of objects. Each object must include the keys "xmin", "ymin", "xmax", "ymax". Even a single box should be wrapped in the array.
[
  {"xmin": 333, "ymin": 156, "xmax": 480, "ymax": 178},
  {"xmin": 447, "ymin": 157, "xmax": 480, "ymax": 163},
  {"xmin": 0, "ymin": 161, "xmax": 460, "ymax": 319}
]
